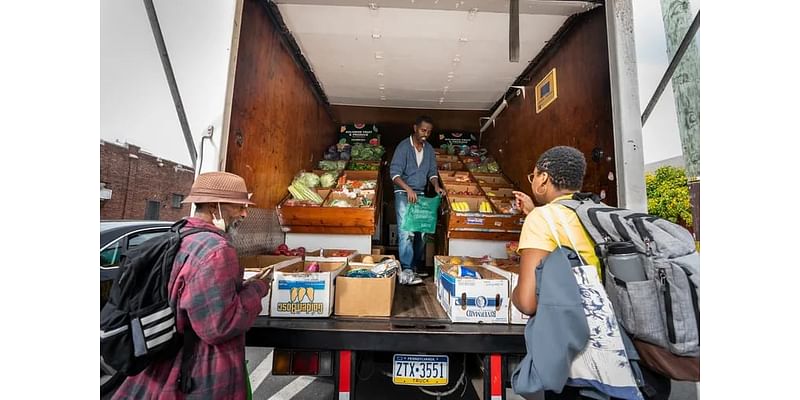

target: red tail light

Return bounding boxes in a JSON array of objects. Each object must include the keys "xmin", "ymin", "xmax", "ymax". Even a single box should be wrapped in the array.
[
  {"xmin": 271, "ymin": 349, "xmax": 332, "ymax": 376},
  {"xmin": 291, "ymin": 351, "xmax": 319, "ymax": 375}
]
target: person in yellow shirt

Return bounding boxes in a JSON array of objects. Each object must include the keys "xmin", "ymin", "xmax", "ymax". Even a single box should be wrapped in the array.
[{"xmin": 511, "ymin": 146, "xmax": 600, "ymax": 316}]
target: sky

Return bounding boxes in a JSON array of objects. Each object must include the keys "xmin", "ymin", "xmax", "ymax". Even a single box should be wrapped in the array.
[{"xmin": 100, "ymin": 0, "xmax": 700, "ymax": 167}]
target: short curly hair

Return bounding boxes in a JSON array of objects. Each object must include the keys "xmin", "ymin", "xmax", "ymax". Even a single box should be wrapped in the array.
[{"xmin": 535, "ymin": 146, "xmax": 586, "ymax": 191}]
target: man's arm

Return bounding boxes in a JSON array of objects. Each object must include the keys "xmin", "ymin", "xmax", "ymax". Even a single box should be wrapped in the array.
[
  {"xmin": 427, "ymin": 145, "xmax": 445, "ymax": 195},
  {"xmin": 182, "ymin": 246, "xmax": 266, "ymax": 345},
  {"xmin": 390, "ymin": 142, "xmax": 418, "ymax": 203}
]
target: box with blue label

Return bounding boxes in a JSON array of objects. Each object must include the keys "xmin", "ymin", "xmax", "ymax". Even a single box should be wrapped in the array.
[
  {"xmin": 270, "ymin": 261, "xmax": 346, "ymax": 317},
  {"xmin": 482, "ymin": 263, "xmax": 529, "ymax": 325},
  {"xmin": 241, "ymin": 255, "xmax": 304, "ymax": 316},
  {"xmin": 436, "ymin": 266, "xmax": 509, "ymax": 324}
]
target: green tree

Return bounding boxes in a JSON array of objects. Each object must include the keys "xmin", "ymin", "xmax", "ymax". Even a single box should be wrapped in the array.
[{"xmin": 646, "ymin": 166, "xmax": 693, "ymax": 226}]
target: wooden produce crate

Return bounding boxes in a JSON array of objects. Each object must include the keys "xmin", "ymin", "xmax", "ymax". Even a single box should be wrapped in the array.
[
  {"xmin": 446, "ymin": 195, "xmax": 524, "ymax": 232},
  {"xmin": 472, "ymin": 173, "xmax": 514, "ymax": 189},
  {"xmin": 443, "ymin": 183, "xmax": 484, "ymax": 197},
  {"xmin": 435, "ymin": 154, "xmax": 460, "ymax": 162},
  {"xmin": 482, "ymin": 187, "xmax": 516, "ymax": 199},
  {"xmin": 444, "ymin": 192, "xmax": 524, "ymax": 242},
  {"xmin": 437, "ymin": 160, "xmax": 466, "ymax": 171},
  {"xmin": 489, "ymin": 198, "xmax": 524, "ymax": 215},
  {"xmin": 439, "ymin": 170, "xmax": 474, "ymax": 185},
  {"xmin": 277, "ymin": 169, "xmax": 382, "ymax": 234},
  {"xmin": 340, "ymin": 170, "xmax": 379, "ymax": 181},
  {"xmin": 277, "ymin": 193, "xmax": 377, "ymax": 234}
]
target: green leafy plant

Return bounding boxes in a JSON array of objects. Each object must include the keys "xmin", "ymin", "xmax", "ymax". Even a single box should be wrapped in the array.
[{"xmin": 646, "ymin": 166, "xmax": 693, "ymax": 226}]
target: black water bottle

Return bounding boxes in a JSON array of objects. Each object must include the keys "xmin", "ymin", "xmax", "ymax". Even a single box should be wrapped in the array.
[{"xmin": 606, "ymin": 242, "xmax": 647, "ymax": 282}]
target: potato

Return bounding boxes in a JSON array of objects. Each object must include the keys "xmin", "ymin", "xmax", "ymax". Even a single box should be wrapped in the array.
[{"xmin": 362, "ymin": 255, "xmax": 374, "ymax": 264}]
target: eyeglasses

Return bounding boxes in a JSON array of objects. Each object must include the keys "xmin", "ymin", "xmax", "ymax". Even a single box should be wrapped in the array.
[{"xmin": 527, "ymin": 172, "xmax": 536, "ymax": 183}]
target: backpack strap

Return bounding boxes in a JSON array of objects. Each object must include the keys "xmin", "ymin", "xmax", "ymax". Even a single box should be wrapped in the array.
[{"xmin": 179, "ymin": 326, "xmax": 197, "ymax": 393}]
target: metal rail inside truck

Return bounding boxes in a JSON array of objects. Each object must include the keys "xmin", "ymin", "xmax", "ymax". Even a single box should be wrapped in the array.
[{"xmin": 172, "ymin": 1, "xmax": 648, "ymax": 399}]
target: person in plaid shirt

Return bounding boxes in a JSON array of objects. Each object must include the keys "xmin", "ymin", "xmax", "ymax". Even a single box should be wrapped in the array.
[{"xmin": 113, "ymin": 172, "xmax": 269, "ymax": 400}]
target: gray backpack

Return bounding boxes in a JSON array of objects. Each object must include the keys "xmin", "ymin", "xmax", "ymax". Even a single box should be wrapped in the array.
[{"xmin": 558, "ymin": 194, "xmax": 700, "ymax": 357}]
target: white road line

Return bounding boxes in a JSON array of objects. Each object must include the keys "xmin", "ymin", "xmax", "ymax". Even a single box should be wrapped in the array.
[
  {"xmin": 268, "ymin": 376, "xmax": 317, "ymax": 400},
  {"xmin": 249, "ymin": 350, "xmax": 274, "ymax": 391}
]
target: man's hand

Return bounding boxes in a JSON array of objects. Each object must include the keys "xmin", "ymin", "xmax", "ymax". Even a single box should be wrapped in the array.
[
  {"xmin": 512, "ymin": 191, "xmax": 535, "ymax": 215},
  {"xmin": 406, "ymin": 188, "xmax": 418, "ymax": 204},
  {"xmin": 435, "ymin": 185, "xmax": 446, "ymax": 197},
  {"xmin": 246, "ymin": 267, "xmax": 273, "ymax": 296}
]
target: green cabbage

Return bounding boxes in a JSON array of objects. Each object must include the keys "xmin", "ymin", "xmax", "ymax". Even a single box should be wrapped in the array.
[
  {"xmin": 320, "ymin": 172, "xmax": 337, "ymax": 188},
  {"xmin": 295, "ymin": 172, "xmax": 320, "ymax": 188}
]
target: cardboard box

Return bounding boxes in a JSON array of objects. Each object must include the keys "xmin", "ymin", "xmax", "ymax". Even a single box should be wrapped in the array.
[
  {"xmin": 483, "ymin": 264, "xmax": 529, "ymax": 325},
  {"xmin": 433, "ymin": 255, "xmax": 484, "ymax": 286},
  {"xmin": 270, "ymin": 261, "xmax": 346, "ymax": 317},
  {"xmin": 436, "ymin": 266, "xmax": 509, "ymax": 324},
  {"xmin": 305, "ymin": 248, "xmax": 358, "ymax": 264},
  {"xmin": 371, "ymin": 246, "xmax": 386, "ymax": 255},
  {"xmin": 349, "ymin": 254, "xmax": 396, "ymax": 268},
  {"xmin": 240, "ymin": 255, "xmax": 304, "ymax": 316},
  {"xmin": 334, "ymin": 266, "xmax": 396, "ymax": 317}
]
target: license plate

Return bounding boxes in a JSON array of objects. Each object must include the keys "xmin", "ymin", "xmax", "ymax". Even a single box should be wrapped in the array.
[{"xmin": 392, "ymin": 354, "xmax": 449, "ymax": 386}]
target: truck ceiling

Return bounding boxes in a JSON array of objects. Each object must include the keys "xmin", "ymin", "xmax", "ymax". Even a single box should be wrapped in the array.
[{"xmin": 274, "ymin": 0, "xmax": 600, "ymax": 110}]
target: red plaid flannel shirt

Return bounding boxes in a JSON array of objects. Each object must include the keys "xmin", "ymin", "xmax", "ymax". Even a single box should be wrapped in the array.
[{"xmin": 113, "ymin": 217, "xmax": 268, "ymax": 400}]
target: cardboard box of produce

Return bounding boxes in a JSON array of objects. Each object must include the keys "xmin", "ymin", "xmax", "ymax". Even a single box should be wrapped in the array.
[
  {"xmin": 270, "ymin": 261, "xmax": 346, "ymax": 317},
  {"xmin": 305, "ymin": 248, "xmax": 358, "ymax": 263},
  {"xmin": 349, "ymin": 254, "xmax": 396, "ymax": 268},
  {"xmin": 482, "ymin": 264, "xmax": 529, "ymax": 325},
  {"xmin": 240, "ymin": 255, "xmax": 304, "ymax": 316},
  {"xmin": 334, "ymin": 266, "xmax": 397, "ymax": 317},
  {"xmin": 437, "ymin": 266, "xmax": 509, "ymax": 324}
]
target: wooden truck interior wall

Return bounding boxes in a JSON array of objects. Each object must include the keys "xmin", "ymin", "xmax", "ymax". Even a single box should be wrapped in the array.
[
  {"xmin": 226, "ymin": 0, "xmax": 337, "ymax": 254},
  {"xmin": 227, "ymin": 0, "xmax": 337, "ymax": 209},
  {"xmin": 482, "ymin": 8, "xmax": 618, "ymax": 206}
]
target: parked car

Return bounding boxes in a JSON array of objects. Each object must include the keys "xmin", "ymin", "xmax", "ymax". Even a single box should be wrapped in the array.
[{"xmin": 100, "ymin": 220, "xmax": 173, "ymax": 396}]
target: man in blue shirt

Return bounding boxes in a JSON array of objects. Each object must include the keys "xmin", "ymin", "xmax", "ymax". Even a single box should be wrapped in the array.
[{"xmin": 390, "ymin": 116, "xmax": 445, "ymax": 285}]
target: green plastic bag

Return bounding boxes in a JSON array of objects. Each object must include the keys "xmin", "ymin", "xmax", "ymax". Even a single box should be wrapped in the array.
[{"xmin": 401, "ymin": 195, "xmax": 442, "ymax": 234}]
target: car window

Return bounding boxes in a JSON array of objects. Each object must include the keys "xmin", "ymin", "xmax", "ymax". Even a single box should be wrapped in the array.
[
  {"xmin": 100, "ymin": 240, "xmax": 122, "ymax": 268},
  {"xmin": 127, "ymin": 230, "xmax": 168, "ymax": 249}
]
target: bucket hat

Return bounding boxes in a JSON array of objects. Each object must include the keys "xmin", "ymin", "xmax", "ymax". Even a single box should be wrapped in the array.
[{"xmin": 182, "ymin": 171, "xmax": 255, "ymax": 206}]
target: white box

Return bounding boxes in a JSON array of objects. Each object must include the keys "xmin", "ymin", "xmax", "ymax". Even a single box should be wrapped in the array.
[
  {"xmin": 270, "ymin": 261, "xmax": 346, "ymax": 317},
  {"xmin": 437, "ymin": 266, "xmax": 509, "ymax": 324},
  {"xmin": 483, "ymin": 264, "xmax": 530, "ymax": 325},
  {"xmin": 240, "ymin": 255, "xmax": 303, "ymax": 316}
]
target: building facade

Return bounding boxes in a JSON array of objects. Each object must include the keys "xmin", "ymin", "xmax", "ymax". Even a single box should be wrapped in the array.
[{"xmin": 100, "ymin": 140, "xmax": 195, "ymax": 221}]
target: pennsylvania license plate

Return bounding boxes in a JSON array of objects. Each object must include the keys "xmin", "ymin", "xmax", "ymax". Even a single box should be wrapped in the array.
[{"xmin": 392, "ymin": 354, "xmax": 449, "ymax": 386}]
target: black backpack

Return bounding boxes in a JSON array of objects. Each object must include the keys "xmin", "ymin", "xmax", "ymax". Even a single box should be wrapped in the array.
[{"xmin": 100, "ymin": 219, "xmax": 220, "ymax": 393}]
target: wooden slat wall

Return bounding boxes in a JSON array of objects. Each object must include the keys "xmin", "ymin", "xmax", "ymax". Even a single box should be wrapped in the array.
[
  {"xmin": 226, "ymin": 0, "xmax": 337, "ymax": 209},
  {"xmin": 481, "ymin": 9, "xmax": 618, "ymax": 206}
]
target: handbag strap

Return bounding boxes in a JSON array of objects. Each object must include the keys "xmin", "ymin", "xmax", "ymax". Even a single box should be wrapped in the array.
[
  {"xmin": 539, "ymin": 206, "xmax": 563, "ymax": 248},
  {"xmin": 551, "ymin": 206, "xmax": 584, "ymax": 261}
]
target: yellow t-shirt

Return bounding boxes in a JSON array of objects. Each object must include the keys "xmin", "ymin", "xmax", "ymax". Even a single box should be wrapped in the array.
[{"xmin": 517, "ymin": 194, "xmax": 602, "ymax": 277}]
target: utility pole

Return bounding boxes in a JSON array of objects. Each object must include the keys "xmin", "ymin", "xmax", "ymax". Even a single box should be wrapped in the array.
[{"xmin": 659, "ymin": 0, "xmax": 700, "ymax": 179}]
